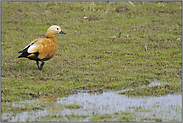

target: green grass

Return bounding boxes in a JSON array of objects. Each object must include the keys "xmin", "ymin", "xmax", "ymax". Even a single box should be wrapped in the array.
[
  {"xmin": 1, "ymin": 1, "xmax": 182, "ymax": 104},
  {"xmin": 89, "ymin": 113, "xmax": 114, "ymax": 122},
  {"xmin": 64, "ymin": 104, "xmax": 82, "ymax": 109},
  {"xmin": 119, "ymin": 84, "xmax": 181, "ymax": 96},
  {"xmin": 89, "ymin": 112, "xmax": 137, "ymax": 122},
  {"xmin": 1, "ymin": 100, "xmax": 48, "ymax": 115},
  {"xmin": 143, "ymin": 117, "xmax": 163, "ymax": 122}
]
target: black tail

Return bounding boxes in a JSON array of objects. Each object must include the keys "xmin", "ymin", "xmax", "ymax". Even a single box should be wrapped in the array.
[
  {"xmin": 18, "ymin": 50, "xmax": 39, "ymax": 59},
  {"xmin": 18, "ymin": 51, "xmax": 24, "ymax": 53},
  {"xmin": 18, "ymin": 51, "xmax": 30, "ymax": 58},
  {"xmin": 18, "ymin": 42, "xmax": 36, "ymax": 58}
]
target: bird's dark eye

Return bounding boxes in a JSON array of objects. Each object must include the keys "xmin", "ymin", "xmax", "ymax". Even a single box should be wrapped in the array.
[{"xmin": 57, "ymin": 28, "xmax": 59, "ymax": 30}]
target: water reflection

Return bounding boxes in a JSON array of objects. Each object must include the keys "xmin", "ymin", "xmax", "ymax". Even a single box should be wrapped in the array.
[
  {"xmin": 2, "ymin": 91, "xmax": 182, "ymax": 122},
  {"xmin": 58, "ymin": 91, "xmax": 182, "ymax": 121}
]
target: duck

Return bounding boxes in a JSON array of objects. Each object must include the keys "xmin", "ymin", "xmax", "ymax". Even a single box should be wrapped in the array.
[{"xmin": 18, "ymin": 25, "xmax": 66, "ymax": 70}]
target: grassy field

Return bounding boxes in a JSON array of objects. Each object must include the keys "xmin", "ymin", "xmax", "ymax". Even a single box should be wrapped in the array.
[{"xmin": 1, "ymin": 1, "xmax": 182, "ymax": 104}]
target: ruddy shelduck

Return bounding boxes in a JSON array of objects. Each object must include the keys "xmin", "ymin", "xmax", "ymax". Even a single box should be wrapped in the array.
[{"xmin": 18, "ymin": 25, "xmax": 66, "ymax": 70}]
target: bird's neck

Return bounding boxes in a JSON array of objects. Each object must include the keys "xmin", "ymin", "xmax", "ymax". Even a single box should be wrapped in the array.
[{"xmin": 46, "ymin": 35, "xmax": 57, "ymax": 43}]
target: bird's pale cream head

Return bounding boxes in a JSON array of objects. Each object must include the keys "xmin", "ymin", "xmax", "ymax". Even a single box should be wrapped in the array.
[{"xmin": 46, "ymin": 25, "xmax": 66, "ymax": 38}]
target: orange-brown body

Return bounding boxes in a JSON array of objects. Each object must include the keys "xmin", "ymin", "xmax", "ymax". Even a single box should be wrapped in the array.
[
  {"xmin": 18, "ymin": 25, "xmax": 66, "ymax": 70},
  {"xmin": 26, "ymin": 37, "xmax": 58, "ymax": 61}
]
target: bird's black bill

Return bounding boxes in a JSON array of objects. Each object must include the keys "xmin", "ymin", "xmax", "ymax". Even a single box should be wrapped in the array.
[{"xmin": 60, "ymin": 30, "xmax": 66, "ymax": 34}]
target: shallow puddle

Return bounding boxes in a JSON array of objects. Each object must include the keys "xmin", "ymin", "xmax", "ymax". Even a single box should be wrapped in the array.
[{"xmin": 2, "ymin": 91, "xmax": 182, "ymax": 122}]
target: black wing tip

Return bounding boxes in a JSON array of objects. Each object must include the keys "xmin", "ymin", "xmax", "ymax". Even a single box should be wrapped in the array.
[
  {"xmin": 18, "ymin": 51, "xmax": 27, "ymax": 58},
  {"xmin": 18, "ymin": 54, "xmax": 23, "ymax": 58}
]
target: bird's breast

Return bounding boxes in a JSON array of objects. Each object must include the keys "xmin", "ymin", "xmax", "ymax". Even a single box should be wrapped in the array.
[{"xmin": 37, "ymin": 39, "xmax": 58, "ymax": 61}]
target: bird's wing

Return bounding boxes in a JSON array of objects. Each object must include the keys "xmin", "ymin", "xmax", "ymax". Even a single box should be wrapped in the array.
[{"xmin": 18, "ymin": 39, "xmax": 39, "ymax": 53}]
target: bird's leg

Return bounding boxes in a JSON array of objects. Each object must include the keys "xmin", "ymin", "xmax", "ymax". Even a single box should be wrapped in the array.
[
  {"xmin": 38, "ymin": 60, "xmax": 45, "ymax": 70},
  {"xmin": 36, "ymin": 61, "xmax": 40, "ymax": 69}
]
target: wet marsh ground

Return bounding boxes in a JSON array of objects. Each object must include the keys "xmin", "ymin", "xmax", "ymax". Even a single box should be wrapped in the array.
[
  {"xmin": 1, "ymin": 1, "xmax": 182, "ymax": 122},
  {"xmin": 2, "ymin": 91, "xmax": 182, "ymax": 122}
]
